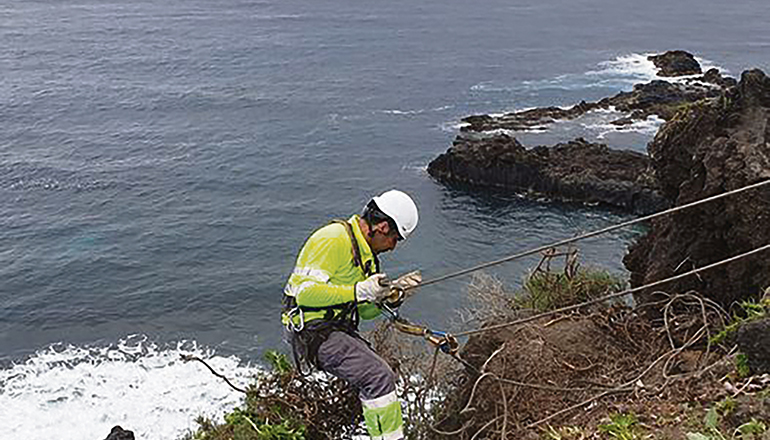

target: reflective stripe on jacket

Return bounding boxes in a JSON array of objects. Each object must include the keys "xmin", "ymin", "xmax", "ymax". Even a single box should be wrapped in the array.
[{"xmin": 282, "ymin": 215, "xmax": 381, "ymax": 326}]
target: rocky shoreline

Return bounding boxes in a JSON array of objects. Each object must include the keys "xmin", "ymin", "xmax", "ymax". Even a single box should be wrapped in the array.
[
  {"xmin": 457, "ymin": 51, "xmax": 736, "ymax": 133},
  {"xmin": 428, "ymin": 50, "xmax": 770, "ymax": 311},
  {"xmin": 625, "ymin": 68, "xmax": 770, "ymax": 307}
]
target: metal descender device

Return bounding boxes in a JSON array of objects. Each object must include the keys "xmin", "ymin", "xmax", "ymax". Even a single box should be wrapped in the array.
[{"xmin": 377, "ymin": 275, "xmax": 459, "ymax": 355}]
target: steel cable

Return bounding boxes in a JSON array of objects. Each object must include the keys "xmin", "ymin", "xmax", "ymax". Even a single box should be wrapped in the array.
[{"xmin": 410, "ymin": 179, "xmax": 770, "ymax": 291}]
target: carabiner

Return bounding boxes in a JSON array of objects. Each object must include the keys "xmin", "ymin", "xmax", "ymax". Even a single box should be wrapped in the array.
[
  {"xmin": 425, "ymin": 330, "xmax": 460, "ymax": 355},
  {"xmin": 286, "ymin": 307, "xmax": 305, "ymax": 332}
]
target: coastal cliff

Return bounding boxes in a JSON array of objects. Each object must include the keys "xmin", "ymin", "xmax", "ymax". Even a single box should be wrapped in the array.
[
  {"xmin": 624, "ymin": 68, "xmax": 770, "ymax": 307},
  {"xmin": 171, "ymin": 53, "xmax": 770, "ymax": 440}
]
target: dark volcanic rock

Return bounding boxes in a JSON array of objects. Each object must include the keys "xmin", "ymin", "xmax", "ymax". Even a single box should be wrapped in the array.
[
  {"xmin": 460, "ymin": 101, "xmax": 599, "ymax": 132},
  {"xmin": 427, "ymin": 134, "xmax": 667, "ymax": 214},
  {"xmin": 696, "ymin": 68, "xmax": 739, "ymax": 89},
  {"xmin": 735, "ymin": 318, "xmax": 770, "ymax": 374},
  {"xmin": 104, "ymin": 426, "xmax": 135, "ymax": 440},
  {"xmin": 648, "ymin": 50, "xmax": 702, "ymax": 77},
  {"xmin": 604, "ymin": 79, "xmax": 724, "ymax": 120},
  {"xmin": 624, "ymin": 69, "xmax": 770, "ymax": 308}
]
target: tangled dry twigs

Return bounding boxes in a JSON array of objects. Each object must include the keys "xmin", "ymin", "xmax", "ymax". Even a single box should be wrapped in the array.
[
  {"xmin": 430, "ymin": 251, "xmax": 739, "ymax": 440},
  {"xmin": 185, "ymin": 352, "xmax": 367, "ymax": 439}
]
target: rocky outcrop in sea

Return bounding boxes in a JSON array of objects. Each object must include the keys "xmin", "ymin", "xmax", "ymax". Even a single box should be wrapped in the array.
[
  {"xmin": 428, "ymin": 50, "xmax": 770, "ymax": 310},
  {"xmin": 427, "ymin": 134, "xmax": 666, "ymax": 214},
  {"xmin": 458, "ymin": 51, "xmax": 736, "ymax": 132},
  {"xmin": 427, "ymin": 51, "xmax": 737, "ymax": 213}
]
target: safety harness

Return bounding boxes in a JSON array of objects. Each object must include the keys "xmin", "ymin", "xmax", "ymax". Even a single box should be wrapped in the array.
[{"xmin": 283, "ymin": 219, "xmax": 380, "ymax": 373}]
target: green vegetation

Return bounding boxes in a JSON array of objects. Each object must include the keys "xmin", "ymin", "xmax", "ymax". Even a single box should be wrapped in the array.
[
  {"xmin": 263, "ymin": 349, "xmax": 292, "ymax": 375},
  {"xmin": 715, "ymin": 397, "xmax": 737, "ymax": 418},
  {"xmin": 736, "ymin": 354, "xmax": 752, "ymax": 379},
  {"xmin": 183, "ymin": 351, "xmax": 307, "ymax": 440},
  {"xmin": 708, "ymin": 296, "xmax": 769, "ymax": 378},
  {"xmin": 515, "ymin": 251, "xmax": 627, "ymax": 311},
  {"xmin": 710, "ymin": 299, "xmax": 769, "ymax": 346},
  {"xmin": 598, "ymin": 413, "xmax": 641, "ymax": 440},
  {"xmin": 539, "ymin": 400, "xmax": 769, "ymax": 440},
  {"xmin": 685, "ymin": 403, "xmax": 768, "ymax": 440}
]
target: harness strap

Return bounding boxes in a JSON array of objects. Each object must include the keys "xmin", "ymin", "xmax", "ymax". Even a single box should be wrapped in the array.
[
  {"xmin": 291, "ymin": 319, "xmax": 362, "ymax": 373},
  {"xmin": 329, "ymin": 219, "xmax": 380, "ymax": 277},
  {"xmin": 284, "ymin": 294, "xmax": 359, "ymax": 327},
  {"xmin": 283, "ymin": 219, "xmax": 369, "ymax": 322}
]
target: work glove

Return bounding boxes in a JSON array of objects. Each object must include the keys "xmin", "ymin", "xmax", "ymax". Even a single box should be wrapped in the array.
[
  {"xmin": 355, "ymin": 273, "xmax": 391, "ymax": 303},
  {"xmin": 384, "ymin": 270, "xmax": 422, "ymax": 308},
  {"xmin": 392, "ymin": 270, "xmax": 422, "ymax": 291}
]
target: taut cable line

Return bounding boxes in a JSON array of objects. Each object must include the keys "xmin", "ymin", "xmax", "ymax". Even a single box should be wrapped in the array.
[
  {"xmin": 411, "ymin": 179, "xmax": 770, "ymax": 291},
  {"xmin": 453, "ymin": 242, "xmax": 770, "ymax": 338}
]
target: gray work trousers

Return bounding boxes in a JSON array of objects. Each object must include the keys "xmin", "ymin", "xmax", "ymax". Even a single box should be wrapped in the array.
[{"xmin": 316, "ymin": 330, "xmax": 396, "ymax": 401}]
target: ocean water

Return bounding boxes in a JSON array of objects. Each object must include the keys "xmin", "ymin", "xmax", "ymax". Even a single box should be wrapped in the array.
[{"xmin": 2, "ymin": 0, "xmax": 769, "ymax": 438}]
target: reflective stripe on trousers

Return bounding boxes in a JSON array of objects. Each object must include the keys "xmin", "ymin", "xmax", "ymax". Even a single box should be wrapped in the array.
[{"xmin": 316, "ymin": 331, "xmax": 404, "ymax": 440}]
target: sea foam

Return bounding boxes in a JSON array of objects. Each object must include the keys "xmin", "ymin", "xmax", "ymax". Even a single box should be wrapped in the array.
[{"xmin": 0, "ymin": 335, "xmax": 262, "ymax": 440}]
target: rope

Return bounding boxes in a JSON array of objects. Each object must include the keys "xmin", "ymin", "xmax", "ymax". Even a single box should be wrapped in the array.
[
  {"xmin": 453, "ymin": 242, "xmax": 770, "ymax": 337},
  {"xmin": 181, "ymin": 354, "xmax": 248, "ymax": 394},
  {"xmin": 411, "ymin": 179, "xmax": 770, "ymax": 290}
]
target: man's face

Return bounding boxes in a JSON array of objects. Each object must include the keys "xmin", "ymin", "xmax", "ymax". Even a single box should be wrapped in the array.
[{"xmin": 371, "ymin": 221, "xmax": 400, "ymax": 254}]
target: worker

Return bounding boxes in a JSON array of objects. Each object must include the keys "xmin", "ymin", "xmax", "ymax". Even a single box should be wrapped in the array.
[{"xmin": 282, "ymin": 189, "xmax": 421, "ymax": 440}]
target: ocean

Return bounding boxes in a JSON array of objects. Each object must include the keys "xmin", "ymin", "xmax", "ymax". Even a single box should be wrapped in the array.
[{"xmin": 2, "ymin": 0, "xmax": 769, "ymax": 438}]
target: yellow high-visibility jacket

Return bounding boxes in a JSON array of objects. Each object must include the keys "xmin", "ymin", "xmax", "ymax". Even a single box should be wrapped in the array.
[{"xmin": 282, "ymin": 215, "xmax": 381, "ymax": 328}]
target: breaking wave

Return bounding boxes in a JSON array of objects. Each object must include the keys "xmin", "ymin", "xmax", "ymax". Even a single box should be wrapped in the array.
[
  {"xmin": 471, "ymin": 52, "xmax": 726, "ymax": 93},
  {"xmin": 0, "ymin": 335, "xmax": 262, "ymax": 440}
]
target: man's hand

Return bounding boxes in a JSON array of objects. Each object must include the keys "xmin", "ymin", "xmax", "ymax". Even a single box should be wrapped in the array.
[{"xmin": 355, "ymin": 273, "xmax": 391, "ymax": 303}]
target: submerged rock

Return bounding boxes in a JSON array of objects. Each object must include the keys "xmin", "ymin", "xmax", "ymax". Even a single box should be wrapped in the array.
[
  {"xmin": 624, "ymin": 69, "xmax": 770, "ymax": 307},
  {"xmin": 427, "ymin": 134, "xmax": 667, "ymax": 214}
]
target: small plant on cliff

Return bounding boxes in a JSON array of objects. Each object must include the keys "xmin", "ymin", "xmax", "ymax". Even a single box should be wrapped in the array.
[
  {"xmin": 709, "ymin": 297, "xmax": 768, "ymax": 345},
  {"xmin": 518, "ymin": 248, "xmax": 627, "ymax": 312},
  {"xmin": 685, "ymin": 407, "xmax": 725, "ymax": 440},
  {"xmin": 684, "ymin": 401, "xmax": 769, "ymax": 440},
  {"xmin": 263, "ymin": 349, "xmax": 292, "ymax": 375},
  {"xmin": 598, "ymin": 412, "xmax": 641, "ymax": 440},
  {"xmin": 735, "ymin": 353, "xmax": 751, "ymax": 378}
]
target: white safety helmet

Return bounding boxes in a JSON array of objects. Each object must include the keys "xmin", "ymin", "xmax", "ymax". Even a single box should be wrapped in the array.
[{"xmin": 370, "ymin": 190, "xmax": 419, "ymax": 240}]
